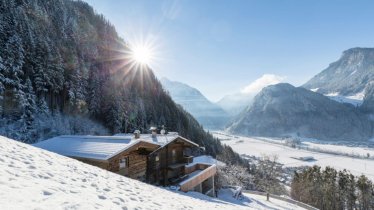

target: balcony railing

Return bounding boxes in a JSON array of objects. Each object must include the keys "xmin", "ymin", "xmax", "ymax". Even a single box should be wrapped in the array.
[{"xmin": 179, "ymin": 163, "xmax": 217, "ymax": 192}]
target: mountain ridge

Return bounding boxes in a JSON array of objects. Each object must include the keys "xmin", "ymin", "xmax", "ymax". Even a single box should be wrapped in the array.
[
  {"xmin": 227, "ymin": 83, "xmax": 373, "ymax": 141},
  {"xmin": 303, "ymin": 47, "xmax": 374, "ymax": 97},
  {"xmin": 161, "ymin": 78, "xmax": 230, "ymax": 129}
]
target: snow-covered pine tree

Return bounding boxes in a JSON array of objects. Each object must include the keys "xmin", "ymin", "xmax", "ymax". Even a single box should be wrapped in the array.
[
  {"xmin": 3, "ymin": 33, "xmax": 25, "ymax": 116},
  {"xmin": 67, "ymin": 57, "xmax": 87, "ymax": 113},
  {"xmin": 19, "ymin": 78, "xmax": 36, "ymax": 132},
  {"xmin": 87, "ymin": 66, "xmax": 102, "ymax": 117},
  {"xmin": 3, "ymin": 34, "xmax": 25, "ymax": 87},
  {"xmin": 0, "ymin": 56, "xmax": 5, "ymax": 113},
  {"xmin": 47, "ymin": 43, "xmax": 64, "ymax": 94},
  {"xmin": 33, "ymin": 37, "xmax": 51, "ymax": 94}
]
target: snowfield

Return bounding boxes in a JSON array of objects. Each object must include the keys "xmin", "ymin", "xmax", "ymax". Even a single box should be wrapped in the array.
[
  {"xmin": 213, "ymin": 132, "xmax": 374, "ymax": 180},
  {"xmin": 0, "ymin": 136, "xmax": 309, "ymax": 210}
]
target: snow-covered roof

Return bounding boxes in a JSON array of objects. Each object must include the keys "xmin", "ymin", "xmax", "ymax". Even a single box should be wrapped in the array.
[
  {"xmin": 113, "ymin": 133, "xmax": 180, "ymax": 146},
  {"xmin": 115, "ymin": 133, "xmax": 199, "ymax": 149},
  {"xmin": 33, "ymin": 135, "xmax": 158, "ymax": 160},
  {"xmin": 33, "ymin": 133, "xmax": 198, "ymax": 160}
]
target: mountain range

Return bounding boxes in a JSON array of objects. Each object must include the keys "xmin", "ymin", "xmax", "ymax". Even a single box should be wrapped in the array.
[
  {"xmin": 164, "ymin": 47, "xmax": 374, "ymax": 141},
  {"xmin": 227, "ymin": 48, "xmax": 374, "ymax": 141}
]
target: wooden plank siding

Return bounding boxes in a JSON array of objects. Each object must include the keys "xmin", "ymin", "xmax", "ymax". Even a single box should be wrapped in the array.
[
  {"xmin": 146, "ymin": 137, "xmax": 197, "ymax": 186},
  {"xmin": 72, "ymin": 141, "xmax": 159, "ymax": 182}
]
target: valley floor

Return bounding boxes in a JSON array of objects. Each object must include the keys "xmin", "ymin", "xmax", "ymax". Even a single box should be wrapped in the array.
[{"xmin": 213, "ymin": 131, "xmax": 374, "ymax": 180}]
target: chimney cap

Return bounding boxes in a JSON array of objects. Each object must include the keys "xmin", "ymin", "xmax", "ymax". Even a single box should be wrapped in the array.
[
  {"xmin": 134, "ymin": 130, "xmax": 141, "ymax": 134},
  {"xmin": 149, "ymin": 127, "xmax": 157, "ymax": 131}
]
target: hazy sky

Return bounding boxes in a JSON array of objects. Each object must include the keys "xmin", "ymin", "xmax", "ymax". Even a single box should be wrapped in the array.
[{"xmin": 85, "ymin": 0, "xmax": 374, "ymax": 102}]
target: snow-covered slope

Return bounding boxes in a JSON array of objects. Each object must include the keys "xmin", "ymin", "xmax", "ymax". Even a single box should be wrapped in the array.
[
  {"xmin": 0, "ymin": 136, "xmax": 250, "ymax": 210},
  {"xmin": 303, "ymin": 47, "xmax": 374, "ymax": 99}
]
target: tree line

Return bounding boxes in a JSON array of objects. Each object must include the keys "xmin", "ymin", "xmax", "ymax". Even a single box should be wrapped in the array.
[
  {"xmin": 291, "ymin": 165, "xmax": 374, "ymax": 210},
  {"xmin": 0, "ymin": 0, "xmax": 244, "ymax": 166}
]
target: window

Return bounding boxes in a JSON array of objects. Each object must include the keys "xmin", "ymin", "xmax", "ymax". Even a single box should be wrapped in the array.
[
  {"xmin": 155, "ymin": 155, "xmax": 159, "ymax": 162},
  {"xmin": 119, "ymin": 157, "xmax": 129, "ymax": 169},
  {"xmin": 172, "ymin": 149, "xmax": 176, "ymax": 157}
]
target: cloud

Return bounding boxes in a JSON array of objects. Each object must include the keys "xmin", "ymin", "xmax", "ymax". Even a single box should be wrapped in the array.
[{"xmin": 241, "ymin": 74, "xmax": 285, "ymax": 94}]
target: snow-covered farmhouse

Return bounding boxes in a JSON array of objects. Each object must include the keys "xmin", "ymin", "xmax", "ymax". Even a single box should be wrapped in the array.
[{"xmin": 33, "ymin": 129, "xmax": 217, "ymax": 197}]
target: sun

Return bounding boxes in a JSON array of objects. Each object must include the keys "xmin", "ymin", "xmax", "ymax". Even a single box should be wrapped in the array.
[{"xmin": 131, "ymin": 45, "xmax": 153, "ymax": 65}]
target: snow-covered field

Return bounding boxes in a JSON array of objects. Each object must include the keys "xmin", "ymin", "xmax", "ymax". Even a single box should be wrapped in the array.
[
  {"xmin": 0, "ymin": 136, "xmax": 308, "ymax": 210},
  {"xmin": 213, "ymin": 132, "xmax": 374, "ymax": 180}
]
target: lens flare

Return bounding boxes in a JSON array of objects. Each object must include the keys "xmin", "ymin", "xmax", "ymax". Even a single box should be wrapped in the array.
[{"xmin": 131, "ymin": 45, "xmax": 152, "ymax": 65}]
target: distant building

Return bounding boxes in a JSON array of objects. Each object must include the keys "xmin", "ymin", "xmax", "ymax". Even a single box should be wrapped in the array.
[{"xmin": 33, "ymin": 130, "xmax": 217, "ymax": 197}]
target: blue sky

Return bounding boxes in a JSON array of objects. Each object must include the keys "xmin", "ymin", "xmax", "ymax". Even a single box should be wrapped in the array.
[{"xmin": 85, "ymin": 0, "xmax": 374, "ymax": 101}]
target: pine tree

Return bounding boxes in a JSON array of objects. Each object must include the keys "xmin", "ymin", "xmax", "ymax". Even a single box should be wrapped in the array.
[
  {"xmin": 3, "ymin": 33, "xmax": 25, "ymax": 88},
  {"xmin": 19, "ymin": 78, "xmax": 36, "ymax": 142},
  {"xmin": 357, "ymin": 175, "xmax": 373, "ymax": 210},
  {"xmin": 32, "ymin": 37, "xmax": 47, "ymax": 94},
  {"xmin": 0, "ymin": 56, "xmax": 5, "ymax": 113}
]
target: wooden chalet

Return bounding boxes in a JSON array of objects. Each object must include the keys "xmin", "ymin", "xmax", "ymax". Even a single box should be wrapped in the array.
[{"xmin": 34, "ymin": 130, "xmax": 217, "ymax": 197}]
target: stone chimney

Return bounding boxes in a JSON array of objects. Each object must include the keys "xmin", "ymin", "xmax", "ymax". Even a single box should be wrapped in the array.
[
  {"xmin": 134, "ymin": 130, "xmax": 141, "ymax": 139},
  {"xmin": 150, "ymin": 127, "xmax": 157, "ymax": 137},
  {"xmin": 160, "ymin": 125, "xmax": 166, "ymax": 135}
]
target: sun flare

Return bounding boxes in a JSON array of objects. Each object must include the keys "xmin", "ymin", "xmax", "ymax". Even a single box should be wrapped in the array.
[{"xmin": 131, "ymin": 45, "xmax": 153, "ymax": 65}]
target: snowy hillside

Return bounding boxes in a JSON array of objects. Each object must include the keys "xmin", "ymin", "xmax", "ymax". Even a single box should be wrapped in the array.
[
  {"xmin": 0, "ymin": 136, "xmax": 313, "ymax": 210},
  {"xmin": 0, "ymin": 136, "xmax": 251, "ymax": 210},
  {"xmin": 303, "ymin": 47, "xmax": 374, "ymax": 98}
]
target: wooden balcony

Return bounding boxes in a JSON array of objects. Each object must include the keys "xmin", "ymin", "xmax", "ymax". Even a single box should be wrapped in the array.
[{"xmin": 179, "ymin": 163, "xmax": 217, "ymax": 193}]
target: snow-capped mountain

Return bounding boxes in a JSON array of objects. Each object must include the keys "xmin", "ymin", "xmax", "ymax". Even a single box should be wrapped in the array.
[
  {"xmin": 227, "ymin": 83, "xmax": 373, "ymax": 141},
  {"xmin": 217, "ymin": 74, "xmax": 285, "ymax": 116},
  {"xmin": 161, "ymin": 78, "xmax": 229, "ymax": 129},
  {"xmin": 216, "ymin": 93, "xmax": 253, "ymax": 116},
  {"xmin": 303, "ymin": 47, "xmax": 374, "ymax": 102}
]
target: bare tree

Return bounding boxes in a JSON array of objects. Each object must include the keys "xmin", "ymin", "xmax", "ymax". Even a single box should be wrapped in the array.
[{"xmin": 254, "ymin": 154, "xmax": 285, "ymax": 199}]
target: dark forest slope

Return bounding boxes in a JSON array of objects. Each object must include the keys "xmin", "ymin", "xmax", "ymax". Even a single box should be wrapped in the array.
[{"xmin": 0, "ymin": 0, "xmax": 241, "ymax": 163}]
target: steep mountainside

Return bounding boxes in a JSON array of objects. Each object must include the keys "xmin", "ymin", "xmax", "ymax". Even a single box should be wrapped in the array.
[
  {"xmin": 227, "ymin": 83, "xmax": 373, "ymax": 141},
  {"xmin": 0, "ymin": 0, "xmax": 245, "ymax": 162},
  {"xmin": 161, "ymin": 78, "xmax": 229, "ymax": 129},
  {"xmin": 362, "ymin": 82, "xmax": 374, "ymax": 114},
  {"xmin": 303, "ymin": 48, "xmax": 374, "ymax": 97}
]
